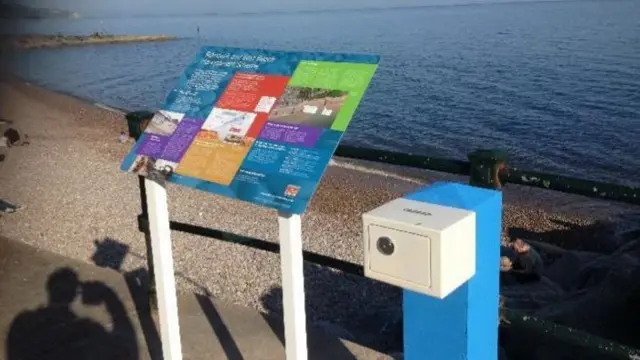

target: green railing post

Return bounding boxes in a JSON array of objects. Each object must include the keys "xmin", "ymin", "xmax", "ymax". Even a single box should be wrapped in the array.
[
  {"xmin": 468, "ymin": 149, "xmax": 508, "ymax": 189},
  {"xmin": 125, "ymin": 110, "xmax": 155, "ymax": 140}
]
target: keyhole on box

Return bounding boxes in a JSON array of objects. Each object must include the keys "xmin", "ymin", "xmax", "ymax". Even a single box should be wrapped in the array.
[{"xmin": 377, "ymin": 236, "xmax": 395, "ymax": 256}]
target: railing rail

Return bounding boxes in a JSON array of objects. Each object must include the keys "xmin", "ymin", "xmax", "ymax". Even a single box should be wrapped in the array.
[
  {"xmin": 125, "ymin": 111, "xmax": 640, "ymax": 359},
  {"xmin": 334, "ymin": 145, "xmax": 470, "ymax": 176},
  {"xmin": 501, "ymin": 167, "xmax": 639, "ymax": 205},
  {"xmin": 136, "ymin": 215, "xmax": 364, "ymax": 276},
  {"xmin": 334, "ymin": 145, "xmax": 640, "ymax": 206}
]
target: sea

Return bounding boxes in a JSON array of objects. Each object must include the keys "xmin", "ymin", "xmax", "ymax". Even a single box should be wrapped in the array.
[{"xmin": 2, "ymin": 0, "xmax": 639, "ymax": 187}]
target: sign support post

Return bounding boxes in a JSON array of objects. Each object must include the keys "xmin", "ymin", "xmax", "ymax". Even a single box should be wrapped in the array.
[
  {"xmin": 145, "ymin": 178, "xmax": 184, "ymax": 360},
  {"xmin": 278, "ymin": 211, "xmax": 308, "ymax": 360}
]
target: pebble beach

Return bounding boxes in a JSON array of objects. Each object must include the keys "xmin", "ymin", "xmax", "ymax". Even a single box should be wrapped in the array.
[{"xmin": 0, "ymin": 74, "xmax": 638, "ymax": 353}]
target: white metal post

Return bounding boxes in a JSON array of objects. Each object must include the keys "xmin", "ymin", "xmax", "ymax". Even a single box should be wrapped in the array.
[
  {"xmin": 145, "ymin": 178, "xmax": 183, "ymax": 360},
  {"xmin": 278, "ymin": 211, "xmax": 308, "ymax": 360}
]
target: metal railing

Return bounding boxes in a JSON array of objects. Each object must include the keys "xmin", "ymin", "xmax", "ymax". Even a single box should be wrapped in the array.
[{"xmin": 126, "ymin": 111, "xmax": 640, "ymax": 359}]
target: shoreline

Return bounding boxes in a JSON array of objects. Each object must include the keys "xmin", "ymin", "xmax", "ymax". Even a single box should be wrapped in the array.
[
  {"xmin": 0, "ymin": 33, "xmax": 180, "ymax": 50},
  {"xmin": 1, "ymin": 77, "xmax": 638, "ymax": 353}
]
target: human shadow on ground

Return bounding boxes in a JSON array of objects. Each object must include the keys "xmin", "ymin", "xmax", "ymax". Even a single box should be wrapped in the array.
[
  {"xmin": 501, "ymin": 213, "xmax": 640, "ymax": 359},
  {"xmin": 5, "ymin": 267, "xmax": 139, "ymax": 360},
  {"xmin": 260, "ymin": 263, "xmax": 403, "ymax": 357}
]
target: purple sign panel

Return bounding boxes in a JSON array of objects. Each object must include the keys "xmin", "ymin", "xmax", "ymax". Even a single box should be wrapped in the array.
[
  {"xmin": 136, "ymin": 134, "xmax": 170, "ymax": 158},
  {"xmin": 160, "ymin": 118, "xmax": 203, "ymax": 163},
  {"xmin": 258, "ymin": 121, "xmax": 321, "ymax": 148}
]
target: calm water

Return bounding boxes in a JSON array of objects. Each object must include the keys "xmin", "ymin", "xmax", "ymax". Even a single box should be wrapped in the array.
[{"xmin": 3, "ymin": 0, "xmax": 640, "ymax": 187}]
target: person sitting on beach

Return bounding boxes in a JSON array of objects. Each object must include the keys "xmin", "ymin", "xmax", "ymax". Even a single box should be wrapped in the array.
[
  {"xmin": 1, "ymin": 128, "xmax": 29, "ymax": 147},
  {"xmin": 3, "ymin": 128, "xmax": 21, "ymax": 147},
  {"xmin": 0, "ymin": 199, "xmax": 24, "ymax": 213},
  {"xmin": 508, "ymin": 239, "xmax": 544, "ymax": 283}
]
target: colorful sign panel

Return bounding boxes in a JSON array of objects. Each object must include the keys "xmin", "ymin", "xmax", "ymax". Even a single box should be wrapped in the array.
[{"xmin": 121, "ymin": 46, "xmax": 379, "ymax": 214}]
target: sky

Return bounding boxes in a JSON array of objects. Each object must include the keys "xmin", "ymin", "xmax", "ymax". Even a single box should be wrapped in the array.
[{"xmin": 11, "ymin": 0, "xmax": 561, "ymax": 17}]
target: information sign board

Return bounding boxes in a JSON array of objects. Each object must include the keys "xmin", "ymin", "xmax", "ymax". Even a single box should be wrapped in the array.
[{"xmin": 121, "ymin": 46, "xmax": 379, "ymax": 213}]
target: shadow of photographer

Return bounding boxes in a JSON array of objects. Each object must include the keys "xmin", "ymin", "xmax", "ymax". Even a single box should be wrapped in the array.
[{"xmin": 5, "ymin": 267, "xmax": 138, "ymax": 360}]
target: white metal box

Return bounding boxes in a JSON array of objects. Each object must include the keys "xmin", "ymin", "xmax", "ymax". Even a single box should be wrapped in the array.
[{"xmin": 362, "ymin": 197, "xmax": 476, "ymax": 299}]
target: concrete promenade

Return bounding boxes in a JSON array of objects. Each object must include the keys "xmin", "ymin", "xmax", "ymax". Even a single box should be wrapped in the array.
[{"xmin": 0, "ymin": 236, "xmax": 394, "ymax": 360}]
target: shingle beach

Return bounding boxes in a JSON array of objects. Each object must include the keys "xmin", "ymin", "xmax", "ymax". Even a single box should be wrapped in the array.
[{"xmin": 0, "ymin": 75, "xmax": 636, "ymax": 352}]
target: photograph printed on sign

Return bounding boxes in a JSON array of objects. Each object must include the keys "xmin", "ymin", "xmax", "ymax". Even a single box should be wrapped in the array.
[
  {"xmin": 126, "ymin": 154, "xmax": 178, "ymax": 179},
  {"xmin": 145, "ymin": 110, "xmax": 184, "ymax": 136},
  {"xmin": 128, "ymin": 109, "xmax": 187, "ymax": 178},
  {"xmin": 268, "ymin": 87, "xmax": 349, "ymax": 129},
  {"xmin": 201, "ymin": 108, "xmax": 257, "ymax": 145}
]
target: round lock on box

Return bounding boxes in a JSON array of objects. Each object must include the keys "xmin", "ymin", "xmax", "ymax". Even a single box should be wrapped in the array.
[{"xmin": 376, "ymin": 236, "xmax": 395, "ymax": 256}]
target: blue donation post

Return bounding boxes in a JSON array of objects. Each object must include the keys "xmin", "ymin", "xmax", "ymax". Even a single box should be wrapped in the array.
[{"xmin": 121, "ymin": 46, "xmax": 379, "ymax": 214}]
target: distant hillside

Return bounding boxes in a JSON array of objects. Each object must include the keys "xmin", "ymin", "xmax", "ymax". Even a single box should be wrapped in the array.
[{"xmin": 0, "ymin": 3, "xmax": 80, "ymax": 19}]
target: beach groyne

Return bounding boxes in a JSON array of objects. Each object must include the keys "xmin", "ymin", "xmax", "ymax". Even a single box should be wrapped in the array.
[{"xmin": 0, "ymin": 33, "xmax": 179, "ymax": 50}]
